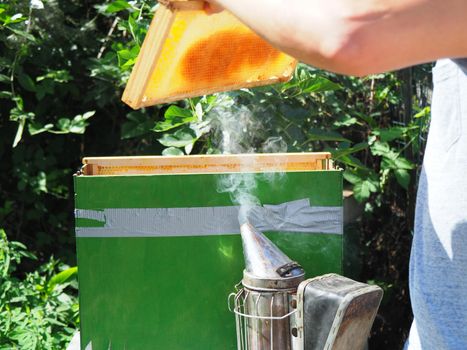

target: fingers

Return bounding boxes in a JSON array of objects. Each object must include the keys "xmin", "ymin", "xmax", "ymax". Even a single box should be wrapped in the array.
[{"xmin": 203, "ymin": 1, "xmax": 224, "ymax": 15}]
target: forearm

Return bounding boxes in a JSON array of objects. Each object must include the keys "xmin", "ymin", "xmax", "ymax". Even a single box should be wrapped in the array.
[
  {"xmin": 207, "ymin": 0, "xmax": 467, "ymax": 75},
  {"xmin": 207, "ymin": 0, "xmax": 345, "ymax": 70}
]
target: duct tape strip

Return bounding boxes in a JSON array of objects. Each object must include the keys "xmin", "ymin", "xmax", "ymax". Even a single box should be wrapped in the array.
[{"xmin": 75, "ymin": 199, "xmax": 343, "ymax": 238}]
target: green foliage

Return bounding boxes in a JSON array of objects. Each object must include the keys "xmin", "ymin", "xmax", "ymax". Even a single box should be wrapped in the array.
[
  {"xmin": 0, "ymin": 229, "xmax": 78, "ymax": 349},
  {"xmin": 0, "ymin": 0, "xmax": 162, "ymax": 261}
]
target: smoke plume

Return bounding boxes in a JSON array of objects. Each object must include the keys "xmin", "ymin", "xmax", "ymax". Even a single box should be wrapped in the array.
[{"xmin": 207, "ymin": 95, "xmax": 287, "ymax": 222}]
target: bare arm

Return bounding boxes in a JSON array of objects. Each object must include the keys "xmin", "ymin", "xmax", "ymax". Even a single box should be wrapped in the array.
[{"xmin": 205, "ymin": 0, "xmax": 467, "ymax": 76}]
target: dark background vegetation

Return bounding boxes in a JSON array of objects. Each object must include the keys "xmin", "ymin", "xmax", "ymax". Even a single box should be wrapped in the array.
[{"xmin": 0, "ymin": 0, "xmax": 432, "ymax": 348}]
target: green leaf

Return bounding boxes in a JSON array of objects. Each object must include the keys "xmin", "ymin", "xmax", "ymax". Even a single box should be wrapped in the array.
[
  {"xmin": 0, "ymin": 91, "xmax": 12, "ymax": 98},
  {"xmin": 9, "ymin": 296, "xmax": 27, "ymax": 303},
  {"xmin": 370, "ymin": 141, "xmax": 391, "ymax": 157},
  {"xmin": 154, "ymin": 106, "xmax": 196, "ymax": 132},
  {"xmin": 10, "ymin": 13, "xmax": 26, "ymax": 23},
  {"xmin": 353, "ymin": 181, "xmax": 371, "ymax": 202},
  {"xmin": 352, "ymin": 179, "xmax": 378, "ymax": 202},
  {"xmin": 414, "ymin": 106, "xmax": 430, "ymax": 119},
  {"xmin": 165, "ymin": 105, "xmax": 193, "ymax": 119},
  {"xmin": 117, "ymin": 45, "xmax": 140, "ymax": 70},
  {"xmin": 18, "ymin": 73, "xmax": 36, "ymax": 92},
  {"xmin": 105, "ymin": 0, "xmax": 131, "ymax": 13},
  {"xmin": 57, "ymin": 118, "xmax": 71, "ymax": 131},
  {"xmin": 302, "ymin": 76, "xmax": 341, "ymax": 94},
  {"xmin": 162, "ymin": 147, "xmax": 184, "ymax": 156},
  {"xmin": 394, "ymin": 156, "xmax": 415, "ymax": 170},
  {"xmin": 36, "ymin": 69, "xmax": 72, "ymax": 83},
  {"xmin": 68, "ymin": 111, "xmax": 95, "ymax": 134},
  {"xmin": 0, "ymin": 74, "xmax": 10, "ymax": 83},
  {"xmin": 6, "ymin": 26, "xmax": 36, "ymax": 42},
  {"xmin": 12, "ymin": 118, "xmax": 25, "ymax": 148},
  {"xmin": 343, "ymin": 170, "xmax": 361, "ymax": 185},
  {"xmin": 282, "ymin": 72, "xmax": 341, "ymax": 95},
  {"xmin": 157, "ymin": 128, "xmax": 198, "ymax": 148},
  {"xmin": 331, "ymin": 142, "xmax": 369, "ymax": 159},
  {"xmin": 380, "ymin": 153, "xmax": 414, "ymax": 171},
  {"xmin": 117, "ymin": 49, "xmax": 132, "ymax": 60},
  {"xmin": 36, "ymin": 171, "xmax": 47, "ymax": 193},
  {"xmin": 333, "ymin": 115, "xmax": 358, "ymax": 127},
  {"xmin": 48, "ymin": 267, "xmax": 78, "ymax": 292},
  {"xmin": 353, "ymin": 111, "xmax": 376, "ymax": 128},
  {"xmin": 394, "ymin": 169, "xmax": 411, "ymax": 190},
  {"xmin": 374, "ymin": 127, "xmax": 407, "ymax": 142},
  {"xmin": 337, "ymin": 154, "xmax": 367, "ymax": 169},
  {"xmin": 81, "ymin": 111, "xmax": 95, "ymax": 120},
  {"xmin": 28, "ymin": 122, "xmax": 53, "ymax": 135}
]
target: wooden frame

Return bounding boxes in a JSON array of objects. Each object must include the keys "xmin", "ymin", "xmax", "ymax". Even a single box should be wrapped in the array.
[
  {"xmin": 122, "ymin": 0, "xmax": 297, "ymax": 109},
  {"xmin": 81, "ymin": 153, "xmax": 333, "ymax": 175}
]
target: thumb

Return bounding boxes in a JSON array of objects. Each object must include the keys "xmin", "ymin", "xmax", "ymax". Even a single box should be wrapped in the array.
[{"xmin": 203, "ymin": 1, "xmax": 224, "ymax": 15}]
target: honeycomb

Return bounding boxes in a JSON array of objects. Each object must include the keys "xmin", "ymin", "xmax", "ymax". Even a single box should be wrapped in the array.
[{"xmin": 123, "ymin": 5, "xmax": 297, "ymax": 108}]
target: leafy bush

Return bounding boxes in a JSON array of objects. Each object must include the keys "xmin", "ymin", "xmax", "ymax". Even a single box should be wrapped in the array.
[{"xmin": 0, "ymin": 229, "xmax": 78, "ymax": 350}]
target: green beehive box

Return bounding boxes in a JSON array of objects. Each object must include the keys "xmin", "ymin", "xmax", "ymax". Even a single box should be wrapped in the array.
[{"xmin": 74, "ymin": 153, "xmax": 343, "ymax": 349}]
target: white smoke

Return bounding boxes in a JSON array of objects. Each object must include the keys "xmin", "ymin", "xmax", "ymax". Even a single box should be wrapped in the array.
[{"xmin": 207, "ymin": 95, "xmax": 287, "ymax": 222}]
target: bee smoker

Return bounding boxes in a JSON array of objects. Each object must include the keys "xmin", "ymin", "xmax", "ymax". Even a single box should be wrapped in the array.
[{"xmin": 229, "ymin": 222, "xmax": 383, "ymax": 350}]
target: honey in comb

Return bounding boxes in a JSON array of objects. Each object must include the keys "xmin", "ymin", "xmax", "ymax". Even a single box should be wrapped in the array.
[{"xmin": 180, "ymin": 30, "xmax": 282, "ymax": 84}]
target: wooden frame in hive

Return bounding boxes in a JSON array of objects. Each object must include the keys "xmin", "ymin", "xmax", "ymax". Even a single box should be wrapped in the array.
[{"xmin": 122, "ymin": 0, "xmax": 298, "ymax": 109}]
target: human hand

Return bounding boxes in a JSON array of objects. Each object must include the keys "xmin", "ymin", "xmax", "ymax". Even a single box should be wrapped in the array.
[{"xmin": 203, "ymin": 1, "xmax": 223, "ymax": 15}]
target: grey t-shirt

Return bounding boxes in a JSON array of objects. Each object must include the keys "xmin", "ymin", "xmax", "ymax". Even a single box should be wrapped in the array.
[
  {"xmin": 405, "ymin": 59, "xmax": 467, "ymax": 349},
  {"xmin": 454, "ymin": 58, "xmax": 467, "ymax": 71}
]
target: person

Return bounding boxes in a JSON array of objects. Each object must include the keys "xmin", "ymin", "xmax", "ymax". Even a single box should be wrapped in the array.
[{"xmin": 203, "ymin": 1, "xmax": 467, "ymax": 349}]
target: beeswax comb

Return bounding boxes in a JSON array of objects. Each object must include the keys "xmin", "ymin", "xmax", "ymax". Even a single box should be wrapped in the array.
[{"xmin": 122, "ymin": 0, "xmax": 297, "ymax": 108}]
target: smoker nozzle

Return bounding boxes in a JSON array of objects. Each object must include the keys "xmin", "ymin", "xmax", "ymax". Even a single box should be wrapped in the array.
[{"xmin": 240, "ymin": 222, "xmax": 304, "ymax": 290}]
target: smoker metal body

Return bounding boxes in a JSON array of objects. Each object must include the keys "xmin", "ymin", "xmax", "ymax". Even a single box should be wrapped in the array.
[
  {"xmin": 233, "ymin": 221, "xmax": 381, "ymax": 350},
  {"xmin": 230, "ymin": 274, "xmax": 383, "ymax": 350}
]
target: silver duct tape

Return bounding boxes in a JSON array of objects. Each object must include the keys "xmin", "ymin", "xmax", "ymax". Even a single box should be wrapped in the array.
[
  {"xmin": 75, "ymin": 209, "xmax": 105, "ymax": 222},
  {"xmin": 76, "ymin": 206, "xmax": 240, "ymax": 237},
  {"xmin": 75, "ymin": 199, "xmax": 343, "ymax": 238},
  {"xmin": 247, "ymin": 199, "xmax": 342, "ymax": 234}
]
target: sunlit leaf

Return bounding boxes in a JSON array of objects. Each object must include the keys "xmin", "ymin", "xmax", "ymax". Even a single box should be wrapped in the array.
[
  {"xmin": 164, "ymin": 105, "xmax": 193, "ymax": 119},
  {"xmin": 331, "ymin": 142, "xmax": 369, "ymax": 159},
  {"xmin": 370, "ymin": 141, "xmax": 391, "ymax": 157},
  {"xmin": 6, "ymin": 26, "xmax": 35, "ymax": 41},
  {"xmin": 343, "ymin": 170, "xmax": 361, "ymax": 185},
  {"xmin": 12, "ymin": 118, "xmax": 25, "ymax": 148},
  {"xmin": 154, "ymin": 105, "xmax": 196, "ymax": 132},
  {"xmin": 302, "ymin": 76, "xmax": 341, "ymax": 94},
  {"xmin": 157, "ymin": 127, "xmax": 198, "ymax": 148},
  {"xmin": 105, "ymin": 0, "xmax": 131, "ymax": 13},
  {"xmin": 162, "ymin": 147, "xmax": 184, "ymax": 156},
  {"xmin": 48, "ymin": 267, "xmax": 78, "ymax": 292}
]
